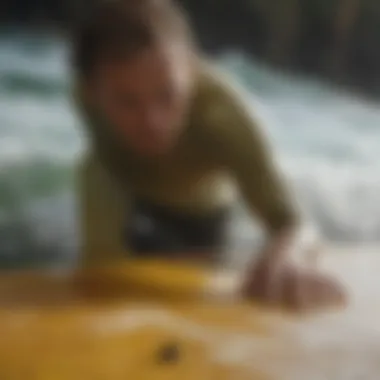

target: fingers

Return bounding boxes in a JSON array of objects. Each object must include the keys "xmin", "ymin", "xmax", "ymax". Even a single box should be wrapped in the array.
[
  {"xmin": 282, "ymin": 267, "xmax": 306, "ymax": 310},
  {"xmin": 244, "ymin": 263, "xmax": 348, "ymax": 312},
  {"xmin": 242, "ymin": 259, "xmax": 283, "ymax": 305},
  {"xmin": 312, "ymin": 273, "xmax": 347, "ymax": 306},
  {"xmin": 261, "ymin": 262, "xmax": 283, "ymax": 306},
  {"xmin": 292, "ymin": 271, "xmax": 347, "ymax": 311}
]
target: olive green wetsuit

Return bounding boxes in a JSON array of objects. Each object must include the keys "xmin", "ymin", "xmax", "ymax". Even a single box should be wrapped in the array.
[{"xmin": 77, "ymin": 62, "xmax": 298, "ymax": 264}]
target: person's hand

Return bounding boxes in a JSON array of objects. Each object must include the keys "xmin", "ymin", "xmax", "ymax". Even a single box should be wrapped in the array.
[{"xmin": 242, "ymin": 254, "xmax": 347, "ymax": 311}]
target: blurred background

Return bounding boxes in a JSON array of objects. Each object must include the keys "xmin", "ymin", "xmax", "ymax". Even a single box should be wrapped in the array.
[{"xmin": 1, "ymin": 0, "xmax": 380, "ymax": 269}]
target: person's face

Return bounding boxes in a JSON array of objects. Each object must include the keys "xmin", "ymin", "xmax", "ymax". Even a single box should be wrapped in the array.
[{"xmin": 87, "ymin": 43, "xmax": 194, "ymax": 156}]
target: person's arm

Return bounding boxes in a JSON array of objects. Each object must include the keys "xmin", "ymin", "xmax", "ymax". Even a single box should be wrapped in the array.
[
  {"xmin": 203, "ymin": 74, "xmax": 348, "ymax": 310},
  {"xmin": 205, "ymin": 75, "xmax": 303, "ymax": 262},
  {"xmin": 78, "ymin": 154, "xmax": 128, "ymax": 266}
]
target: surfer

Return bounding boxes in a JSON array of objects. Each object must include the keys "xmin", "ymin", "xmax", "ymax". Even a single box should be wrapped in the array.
[{"xmin": 73, "ymin": 0, "xmax": 345, "ymax": 309}]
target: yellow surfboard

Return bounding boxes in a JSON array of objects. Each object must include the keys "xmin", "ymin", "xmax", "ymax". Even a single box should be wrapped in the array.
[{"xmin": 0, "ymin": 248, "xmax": 379, "ymax": 379}]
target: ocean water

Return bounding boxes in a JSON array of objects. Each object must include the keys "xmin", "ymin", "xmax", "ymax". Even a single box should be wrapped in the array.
[{"xmin": 1, "ymin": 32, "xmax": 380, "ymax": 268}]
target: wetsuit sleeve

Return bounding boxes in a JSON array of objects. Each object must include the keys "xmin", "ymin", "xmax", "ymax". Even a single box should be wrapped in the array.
[
  {"xmin": 78, "ymin": 154, "xmax": 128, "ymax": 265},
  {"xmin": 207, "ymin": 79, "xmax": 299, "ymax": 232}
]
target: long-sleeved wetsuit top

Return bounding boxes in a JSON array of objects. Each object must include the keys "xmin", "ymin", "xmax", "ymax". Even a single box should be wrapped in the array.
[{"xmin": 76, "ymin": 62, "xmax": 299, "ymax": 264}]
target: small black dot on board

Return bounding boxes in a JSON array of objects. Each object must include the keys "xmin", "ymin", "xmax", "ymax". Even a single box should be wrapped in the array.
[{"xmin": 156, "ymin": 342, "xmax": 181, "ymax": 364}]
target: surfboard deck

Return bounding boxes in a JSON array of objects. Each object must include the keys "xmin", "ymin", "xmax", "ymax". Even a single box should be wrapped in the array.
[{"xmin": 0, "ymin": 248, "xmax": 379, "ymax": 379}]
